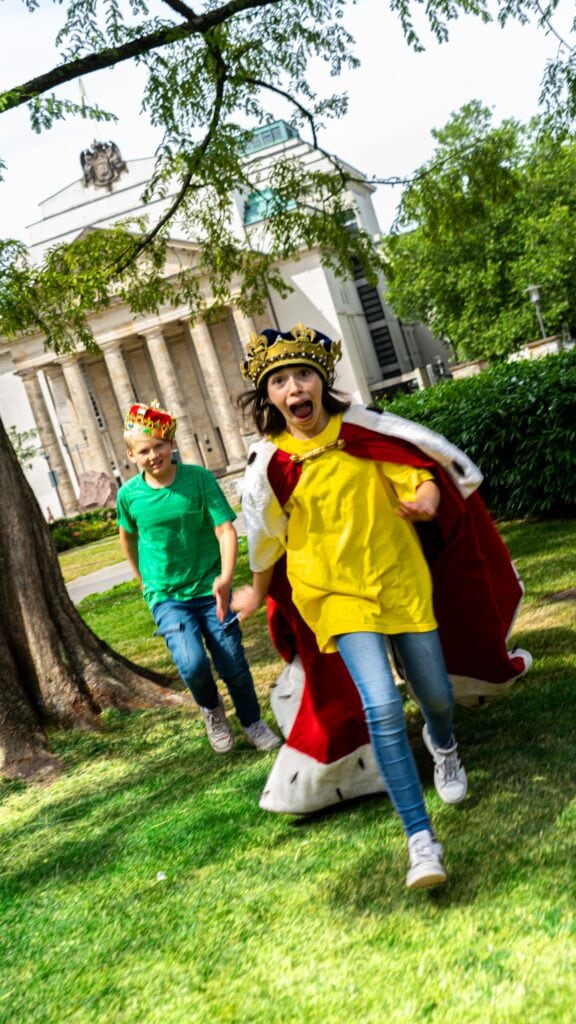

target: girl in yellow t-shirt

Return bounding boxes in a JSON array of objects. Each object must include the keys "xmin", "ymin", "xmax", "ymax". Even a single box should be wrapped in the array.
[{"xmin": 233, "ymin": 324, "xmax": 470, "ymax": 892}]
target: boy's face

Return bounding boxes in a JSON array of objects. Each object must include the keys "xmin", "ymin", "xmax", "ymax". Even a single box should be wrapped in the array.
[{"xmin": 127, "ymin": 437, "xmax": 175, "ymax": 480}]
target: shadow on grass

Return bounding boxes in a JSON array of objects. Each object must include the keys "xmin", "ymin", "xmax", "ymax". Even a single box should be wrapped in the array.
[
  {"xmin": 0, "ymin": 708, "xmax": 282, "ymax": 898},
  {"xmin": 1, "ymin": 616, "xmax": 574, "ymax": 919},
  {"xmin": 318, "ymin": 657, "xmax": 575, "ymax": 913}
]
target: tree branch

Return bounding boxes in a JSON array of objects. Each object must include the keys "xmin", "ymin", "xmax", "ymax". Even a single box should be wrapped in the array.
[
  {"xmin": 160, "ymin": 0, "xmax": 199, "ymax": 21},
  {"xmin": 112, "ymin": 34, "xmax": 230, "ymax": 272},
  {"xmin": 0, "ymin": 0, "xmax": 282, "ymax": 113}
]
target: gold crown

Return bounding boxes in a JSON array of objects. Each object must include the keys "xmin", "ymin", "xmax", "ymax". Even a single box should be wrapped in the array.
[
  {"xmin": 123, "ymin": 400, "xmax": 177, "ymax": 442},
  {"xmin": 241, "ymin": 322, "xmax": 342, "ymax": 388}
]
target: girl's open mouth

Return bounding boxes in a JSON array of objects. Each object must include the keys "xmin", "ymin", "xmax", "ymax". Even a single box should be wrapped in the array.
[{"xmin": 290, "ymin": 400, "xmax": 313, "ymax": 420}]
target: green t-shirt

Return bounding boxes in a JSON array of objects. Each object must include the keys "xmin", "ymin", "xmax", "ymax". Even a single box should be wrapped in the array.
[{"xmin": 116, "ymin": 463, "xmax": 236, "ymax": 610}]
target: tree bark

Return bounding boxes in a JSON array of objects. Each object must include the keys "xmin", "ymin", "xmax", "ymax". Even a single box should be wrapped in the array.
[{"xmin": 0, "ymin": 418, "xmax": 188, "ymax": 781}]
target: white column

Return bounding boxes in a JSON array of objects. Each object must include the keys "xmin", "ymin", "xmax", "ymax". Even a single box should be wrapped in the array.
[
  {"xmin": 230, "ymin": 306, "xmax": 257, "ymax": 354},
  {"xmin": 185, "ymin": 317, "xmax": 246, "ymax": 468},
  {"xmin": 19, "ymin": 368, "xmax": 79, "ymax": 516},
  {"xmin": 61, "ymin": 357, "xmax": 112, "ymax": 476},
  {"xmin": 140, "ymin": 325, "xmax": 201, "ymax": 466},
  {"xmin": 102, "ymin": 341, "xmax": 135, "ymax": 420}
]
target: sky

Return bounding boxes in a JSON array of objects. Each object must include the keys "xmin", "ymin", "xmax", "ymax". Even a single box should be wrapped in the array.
[{"xmin": 1, "ymin": 0, "xmax": 575, "ymax": 244}]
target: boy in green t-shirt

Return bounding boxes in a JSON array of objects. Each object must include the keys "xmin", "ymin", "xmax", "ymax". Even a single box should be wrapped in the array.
[{"xmin": 117, "ymin": 400, "xmax": 280, "ymax": 755}]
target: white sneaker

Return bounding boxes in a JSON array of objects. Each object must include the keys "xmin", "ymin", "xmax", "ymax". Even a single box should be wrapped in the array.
[
  {"xmin": 406, "ymin": 830, "xmax": 447, "ymax": 889},
  {"xmin": 422, "ymin": 724, "xmax": 468, "ymax": 804},
  {"xmin": 200, "ymin": 700, "xmax": 234, "ymax": 753},
  {"xmin": 243, "ymin": 719, "xmax": 282, "ymax": 751}
]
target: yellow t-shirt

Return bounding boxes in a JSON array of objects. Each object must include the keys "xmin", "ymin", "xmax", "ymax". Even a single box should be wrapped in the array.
[{"xmin": 272, "ymin": 414, "xmax": 437, "ymax": 654}]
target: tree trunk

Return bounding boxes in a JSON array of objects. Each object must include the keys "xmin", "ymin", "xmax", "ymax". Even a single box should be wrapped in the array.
[{"xmin": 0, "ymin": 417, "xmax": 187, "ymax": 780}]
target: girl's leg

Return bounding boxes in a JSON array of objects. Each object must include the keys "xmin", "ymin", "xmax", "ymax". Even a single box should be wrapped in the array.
[
  {"xmin": 392, "ymin": 631, "xmax": 454, "ymax": 749},
  {"xmin": 393, "ymin": 631, "xmax": 467, "ymax": 804},
  {"xmin": 335, "ymin": 631, "xmax": 431, "ymax": 838}
]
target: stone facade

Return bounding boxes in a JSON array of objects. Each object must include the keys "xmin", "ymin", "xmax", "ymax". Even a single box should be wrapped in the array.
[{"xmin": 1, "ymin": 124, "xmax": 451, "ymax": 516}]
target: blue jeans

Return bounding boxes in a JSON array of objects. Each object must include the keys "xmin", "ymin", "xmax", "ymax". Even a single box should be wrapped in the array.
[
  {"xmin": 152, "ymin": 596, "xmax": 261, "ymax": 727},
  {"xmin": 335, "ymin": 630, "xmax": 455, "ymax": 838}
]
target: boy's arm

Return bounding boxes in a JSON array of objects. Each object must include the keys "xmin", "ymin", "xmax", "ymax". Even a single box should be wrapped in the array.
[
  {"xmin": 396, "ymin": 478, "xmax": 440, "ymax": 522},
  {"xmin": 231, "ymin": 565, "xmax": 276, "ymax": 621},
  {"xmin": 213, "ymin": 520, "xmax": 238, "ymax": 622},
  {"xmin": 119, "ymin": 526, "xmax": 142, "ymax": 587}
]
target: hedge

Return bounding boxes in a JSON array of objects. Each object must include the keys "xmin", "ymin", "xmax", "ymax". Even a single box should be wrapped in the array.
[
  {"xmin": 374, "ymin": 348, "xmax": 576, "ymax": 519},
  {"xmin": 49, "ymin": 507, "xmax": 118, "ymax": 552}
]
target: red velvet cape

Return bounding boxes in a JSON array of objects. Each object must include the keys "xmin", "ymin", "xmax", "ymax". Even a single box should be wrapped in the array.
[{"xmin": 265, "ymin": 421, "xmax": 526, "ymax": 766}]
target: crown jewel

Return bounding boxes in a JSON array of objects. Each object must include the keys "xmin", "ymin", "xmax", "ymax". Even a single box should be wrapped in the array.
[
  {"xmin": 241, "ymin": 322, "xmax": 342, "ymax": 387},
  {"xmin": 123, "ymin": 400, "xmax": 177, "ymax": 442}
]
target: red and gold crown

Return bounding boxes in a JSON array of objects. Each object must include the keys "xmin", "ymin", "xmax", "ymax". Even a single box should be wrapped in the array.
[
  {"xmin": 123, "ymin": 400, "xmax": 177, "ymax": 442},
  {"xmin": 241, "ymin": 322, "xmax": 342, "ymax": 388}
]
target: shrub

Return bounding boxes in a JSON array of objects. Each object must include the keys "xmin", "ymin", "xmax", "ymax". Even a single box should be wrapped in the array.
[
  {"xmin": 374, "ymin": 349, "xmax": 576, "ymax": 519},
  {"xmin": 49, "ymin": 507, "xmax": 118, "ymax": 551}
]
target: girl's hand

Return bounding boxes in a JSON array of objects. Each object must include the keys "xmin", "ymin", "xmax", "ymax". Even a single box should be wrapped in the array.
[
  {"xmin": 231, "ymin": 585, "xmax": 262, "ymax": 621},
  {"xmin": 396, "ymin": 499, "xmax": 438, "ymax": 522}
]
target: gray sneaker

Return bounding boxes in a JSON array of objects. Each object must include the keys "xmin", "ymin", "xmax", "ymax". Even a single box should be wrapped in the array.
[
  {"xmin": 422, "ymin": 724, "xmax": 468, "ymax": 804},
  {"xmin": 406, "ymin": 829, "xmax": 447, "ymax": 889},
  {"xmin": 200, "ymin": 700, "xmax": 234, "ymax": 753},
  {"xmin": 243, "ymin": 719, "xmax": 282, "ymax": 751}
]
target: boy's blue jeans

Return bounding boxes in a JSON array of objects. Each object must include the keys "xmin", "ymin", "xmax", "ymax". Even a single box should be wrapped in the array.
[
  {"xmin": 152, "ymin": 596, "xmax": 261, "ymax": 727},
  {"xmin": 335, "ymin": 629, "xmax": 455, "ymax": 838}
]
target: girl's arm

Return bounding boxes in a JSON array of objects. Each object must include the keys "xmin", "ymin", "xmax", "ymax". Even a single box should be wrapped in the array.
[
  {"xmin": 396, "ymin": 478, "xmax": 440, "ymax": 522},
  {"xmin": 231, "ymin": 565, "xmax": 276, "ymax": 621},
  {"xmin": 213, "ymin": 520, "xmax": 238, "ymax": 621}
]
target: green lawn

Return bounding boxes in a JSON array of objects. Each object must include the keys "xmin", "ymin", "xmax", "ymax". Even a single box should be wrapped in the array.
[{"xmin": 0, "ymin": 521, "xmax": 574, "ymax": 1023}]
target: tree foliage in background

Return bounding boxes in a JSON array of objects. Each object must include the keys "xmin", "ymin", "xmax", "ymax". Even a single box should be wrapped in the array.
[
  {"xmin": 0, "ymin": 1, "xmax": 575, "ymax": 348},
  {"xmin": 376, "ymin": 348, "xmax": 576, "ymax": 518},
  {"xmin": 7, "ymin": 424, "xmax": 38, "ymax": 469},
  {"xmin": 383, "ymin": 102, "xmax": 576, "ymax": 361}
]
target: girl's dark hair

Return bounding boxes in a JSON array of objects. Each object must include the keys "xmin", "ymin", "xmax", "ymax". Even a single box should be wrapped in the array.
[{"xmin": 237, "ymin": 369, "xmax": 350, "ymax": 436}]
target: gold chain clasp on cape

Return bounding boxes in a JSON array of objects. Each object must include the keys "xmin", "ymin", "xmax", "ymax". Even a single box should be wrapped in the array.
[{"xmin": 289, "ymin": 438, "xmax": 347, "ymax": 463}]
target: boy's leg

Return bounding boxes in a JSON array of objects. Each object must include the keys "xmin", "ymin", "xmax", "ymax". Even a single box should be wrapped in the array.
[
  {"xmin": 198, "ymin": 598, "xmax": 261, "ymax": 727},
  {"xmin": 199, "ymin": 598, "xmax": 281, "ymax": 749},
  {"xmin": 152, "ymin": 599, "xmax": 234, "ymax": 753},
  {"xmin": 152, "ymin": 599, "xmax": 220, "ymax": 707}
]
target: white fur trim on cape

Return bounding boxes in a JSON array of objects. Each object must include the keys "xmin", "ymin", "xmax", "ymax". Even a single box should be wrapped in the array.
[
  {"xmin": 262, "ymin": 655, "xmax": 385, "ymax": 813},
  {"xmin": 270, "ymin": 655, "xmax": 306, "ymax": 738},
  {"xmin": 446, "ymin": 649, "xmax": 533, "ymax": 708},
  {"xmin": 344, "ymin": 406, "xmax": 483, "ymax": 496},
  {"xmin": 259, "ymin": 742, "xmax": 386, "ymax": 815},
  {"xmin": 241, "ymin": 406, "xmax": 483, "ymax": 572}
]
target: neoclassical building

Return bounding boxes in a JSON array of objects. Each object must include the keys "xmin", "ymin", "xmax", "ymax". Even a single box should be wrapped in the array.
[{"xmin": 1, "ymin": 123, "xmax": 449, "ymax": 516}]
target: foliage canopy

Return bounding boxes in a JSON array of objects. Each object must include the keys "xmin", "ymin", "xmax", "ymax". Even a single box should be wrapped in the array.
[
  {"xmin": 383, "ymin": 102, "xmax": 576, "ymax": 360},
  {"xmin": 1, "ymin": 0, "xmax": 576, "ymax": 348},
  {"xmin": 377, "ymin": 348, "xmax": 576, "ymax": 518}
]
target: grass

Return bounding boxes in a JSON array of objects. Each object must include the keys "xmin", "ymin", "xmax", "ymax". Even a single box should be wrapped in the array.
[
  {"xmin": 59, "ymin": 535, "xmax": 127, "ymax": 583},
  {"xmin": 0, "ymin": 521, "xmax": 574, "ymax": 1023}
]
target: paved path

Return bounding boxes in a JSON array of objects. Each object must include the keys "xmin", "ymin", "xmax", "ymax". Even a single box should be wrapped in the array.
[{"xmin": 67, "ymin": 562, "xmax": 136, "ymax": 605}]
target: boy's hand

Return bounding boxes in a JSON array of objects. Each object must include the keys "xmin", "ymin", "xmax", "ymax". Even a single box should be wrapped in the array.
[
  {"xmin": 231, "ymin": 585, "xmax": 262, "ymax": 621},
  {"xmin": 213, "ymin": 575, "xmax": 232, "ymax": 622}
]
